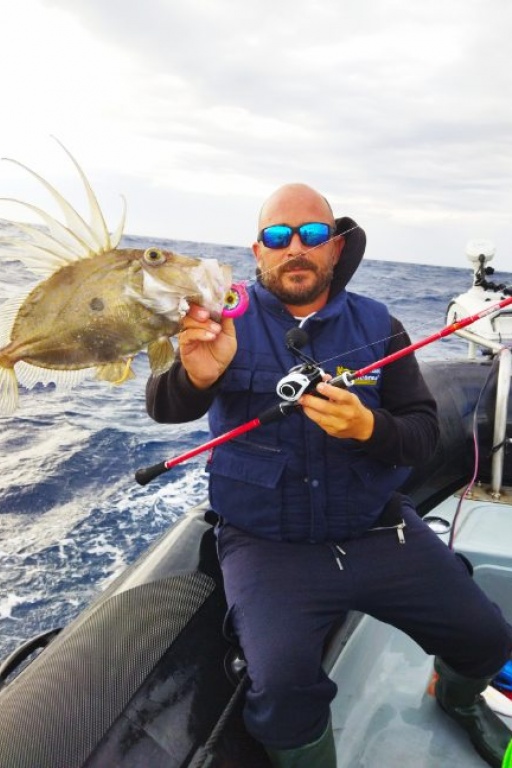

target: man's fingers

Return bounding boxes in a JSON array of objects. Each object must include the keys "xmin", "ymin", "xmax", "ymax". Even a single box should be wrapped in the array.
[{"xmin": 179, "ymin": 327, "xmax": 217, "ymax": 345}]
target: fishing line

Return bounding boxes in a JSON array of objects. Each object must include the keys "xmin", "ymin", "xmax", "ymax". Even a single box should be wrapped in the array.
[
  {"xmin": 136, "ymin": 293, "xmax": 512, "ymax": 484},
  {"xmin": 241, "ymin": 222, "xmax": 411, "ymax": 369},
  {"xmin": 249, "ymin": 224, "xmax": 360, "ymax": 286},
  {"xmin": 447, "ymin": 354, "xmax": 501, "ymax": 550},
  {"xmin": 311, "ymin": 329, "xmax": 411, "ymax": 373}
]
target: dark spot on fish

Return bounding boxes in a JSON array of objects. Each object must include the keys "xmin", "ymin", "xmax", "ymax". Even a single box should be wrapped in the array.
[
  {"xmin": 90, "ymin": 297, "xmax": 105, "ymax": 312},
  {"xmin": 77, "ymin": 329, "xmax": 120, "ymax": 361}
]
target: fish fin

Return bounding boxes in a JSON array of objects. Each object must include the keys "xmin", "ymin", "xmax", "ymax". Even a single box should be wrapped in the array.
[
  {"xmin": 148, "ymin": 337, "xmax": 175, "ymax": 375},
  {"xmin": 51, "ymin": 139, "xmax": 126, "ymax": 250},
  {"xmin": 0, "ymin": 199, "xmax": 94, "ymax": 261},
  {"xmin": 1, "ymin": 139, "xmax": 126, "ymax": 268},
  {"xmin": 95, "ymin": 360, "xmax": 136, "ymax": 385},
  {"xmin": 0, "ymin": 365, "xmax": 18, "ymax": 415},
  {"xmin": 51, "ymin": 136, "xmax": 112, "ymax": 249},
  {"xmin": 110, "ymin": 195, "xmax": 127, "ymax": 249},
  {"xmin": 0, "ymin": 299, "xmax": 97, "ymax": 394},
  {"xmin": 0, "ymin": 294, "xmax": 26, "ymax": 347},
  {"xmin": 0, "ymin": 237, "xmax": 82, "ymax": 277},
  {"xmin": 15, "ymin": 362, "xmax": 94, "ymax": 390}
]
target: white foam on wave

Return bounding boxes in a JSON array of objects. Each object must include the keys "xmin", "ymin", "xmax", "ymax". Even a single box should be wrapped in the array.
[
  {"xmin": 100, "ymin": 464, "xmax": 210, "ymax": 588},
  {"xmin": 0, "ymin": 499, "xmax": 94, "ymax": 557},
  {"xmin": 0, "ymin": 592, "xmax": 25, "ymax": 620}
]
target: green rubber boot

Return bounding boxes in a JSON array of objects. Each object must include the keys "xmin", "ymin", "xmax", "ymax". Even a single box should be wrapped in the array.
[
  {"xmin": 434, "ymin": 657, "xmax": 512, "ymax": 768},
  {"xmin": 265, "ymin": 719, "xmax": 336, "ymax": 768},
  {"xmin": 502, "ymin": 739, "xmax": 512, "ymax": 767}
]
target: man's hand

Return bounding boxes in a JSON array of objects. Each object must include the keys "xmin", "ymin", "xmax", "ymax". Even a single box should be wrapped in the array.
[
  {"xmin": 299, "ymin": 381, "xmax": 374, "ymax": 441},
  {"xmin": 178, "ymin": 304, "xmax": 237, "ymax": 389}
]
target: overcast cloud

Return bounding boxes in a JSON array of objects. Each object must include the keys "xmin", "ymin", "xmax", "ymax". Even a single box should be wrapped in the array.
[{"xmin": 0, "ymin": 0, "xmax": 511, "ymax": 268}]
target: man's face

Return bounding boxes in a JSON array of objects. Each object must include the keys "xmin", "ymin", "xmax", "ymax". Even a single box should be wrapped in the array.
[{"xmin": 252, "ymin": 187, "xmax": 343, "ymax": 309}]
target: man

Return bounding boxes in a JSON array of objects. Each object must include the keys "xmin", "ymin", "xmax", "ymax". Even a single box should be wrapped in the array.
[{"xmin": 146, "ymin": 184, "xmax": 512, "ymax": 767}]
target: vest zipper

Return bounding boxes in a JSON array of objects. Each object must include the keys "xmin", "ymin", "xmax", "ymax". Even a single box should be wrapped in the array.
[
  {"xmin": 369, "ymin": 520, "xmax": 406, "ymax": 544},
  {"xmin": 231, "ymin": 438, "xmax": 283, "ymax": 454}
]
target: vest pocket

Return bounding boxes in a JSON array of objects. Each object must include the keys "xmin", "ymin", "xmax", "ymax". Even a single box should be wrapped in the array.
[
  {"xmin": 207, "ymin": 444, "xmax": 287, "ymax": 538},
  {"xmin": 220, "ymin": 368, "xmax": 252, "ymax": 391},
  {"xmin": 344, "ymin": 456, "xmax": 411, "ymax": 535}
]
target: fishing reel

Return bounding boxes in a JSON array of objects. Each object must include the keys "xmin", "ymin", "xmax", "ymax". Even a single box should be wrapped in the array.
[
  {"xmin": 276, "ymin": 362, "xmax": 326, "ymax": 402},
  {"xmin": 276, "ymin": 326, "xmax": 327, "ymax": 402}
]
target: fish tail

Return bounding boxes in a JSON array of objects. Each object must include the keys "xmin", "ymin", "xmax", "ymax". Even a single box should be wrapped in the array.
[{"xmin": 0, "ymin": 361, "xmax": 19, "ymax": 415}]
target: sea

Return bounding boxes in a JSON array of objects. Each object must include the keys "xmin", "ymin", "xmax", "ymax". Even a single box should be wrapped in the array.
[{"xmin": 1, "ymin": 223, "xmax": 511, "ymax": 662}]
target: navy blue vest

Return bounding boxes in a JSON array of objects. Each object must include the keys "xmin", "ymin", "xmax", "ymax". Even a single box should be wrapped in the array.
[{"xmin": 207, "ymin": 282, "xmax": 410, "ymax": 542}]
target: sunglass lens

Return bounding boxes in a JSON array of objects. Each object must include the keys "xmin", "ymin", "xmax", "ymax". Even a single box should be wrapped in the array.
[
  {"xmin": 260, "ymin": 222, "xmax": 332, "ymax": 248},
  {"xmin": 299, "ymin": 223, "xmax": 331, "ymax": 246},
  {"xmin": 262, "ymin": 225, "xmax": 292, "ymax": 248}
]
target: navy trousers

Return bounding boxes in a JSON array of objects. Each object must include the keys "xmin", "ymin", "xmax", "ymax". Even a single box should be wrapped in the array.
[{"xmin": 217, "ymin": 501, "xmax": 512, "ymax": 750}]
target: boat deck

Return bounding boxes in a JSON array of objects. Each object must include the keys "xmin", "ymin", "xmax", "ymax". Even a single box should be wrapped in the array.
[{"xmin": 329, "ymin": 490, "xmax": 512, "ymax": 767}]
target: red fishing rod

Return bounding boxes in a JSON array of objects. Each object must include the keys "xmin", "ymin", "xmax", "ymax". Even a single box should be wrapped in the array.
[
  {"xmin": 332, "ymin": 293, "xmax": 512, "ymax": 388},
  {"xmin": 135, "ymin": 294, "xmax": 512, "ymax": 486},
  {"xmin": 135, "ymin": 402, "xmax": 297, "ymax": 486}
]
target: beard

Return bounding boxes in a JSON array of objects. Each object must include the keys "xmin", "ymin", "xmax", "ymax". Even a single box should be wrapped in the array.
[{"xmin": 259, "ymin": 256, "xmax": 335, "ymax": 306}]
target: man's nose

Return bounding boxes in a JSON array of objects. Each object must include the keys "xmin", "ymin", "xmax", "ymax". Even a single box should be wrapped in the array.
[{"xmin": 286, "ymin": 232, "xmax": 303, "ymax": 255}]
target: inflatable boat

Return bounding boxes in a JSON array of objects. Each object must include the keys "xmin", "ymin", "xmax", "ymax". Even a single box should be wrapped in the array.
[{"xmin": 0, "ymin": 241, "xmax": 511, "ymax": 767}]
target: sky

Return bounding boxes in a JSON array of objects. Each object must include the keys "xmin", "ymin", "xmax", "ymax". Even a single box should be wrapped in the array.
[{"xmin": 0, "ymin": 0, "xmax": 511, "ymax": 269}]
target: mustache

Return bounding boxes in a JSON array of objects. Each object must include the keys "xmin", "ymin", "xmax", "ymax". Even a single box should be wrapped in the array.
[{"xmin": 279, "ymin": 257, "xmax": 318, "ymax": 274}]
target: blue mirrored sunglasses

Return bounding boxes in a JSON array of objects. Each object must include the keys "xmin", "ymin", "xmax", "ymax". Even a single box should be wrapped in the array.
[{"xmin": 257, "ymin": 222, "xmax": 334, "ymax": 249}]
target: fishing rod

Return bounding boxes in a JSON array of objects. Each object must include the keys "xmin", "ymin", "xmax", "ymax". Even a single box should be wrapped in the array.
[
  {"xmin": 135, "ymin": 402, "xmax": 297, "ymax": 486},
  {"xmin": 330, "ymin": 293, "xmax": 512, "ymax": 388},
  {"xmin": 135, "ymin": 293, "xmax": 512, "ymax": 486}
]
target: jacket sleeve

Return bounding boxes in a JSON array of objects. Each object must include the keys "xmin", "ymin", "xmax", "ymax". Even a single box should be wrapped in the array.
[
  {"xmin": 146, "ymin": 357, "xmax": 220, "ymax": 423},
  {"xmin": 363, "ymin": 317, "xmax": 440, "ymax": 466}
]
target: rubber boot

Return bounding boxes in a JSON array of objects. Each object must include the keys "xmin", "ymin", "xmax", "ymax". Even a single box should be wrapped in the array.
[
  {"xmin": 434, "ymin": 657, "xmax": 512, "ymax": 768},
  {"xmin": 265, "ymin": 720, "xmax": 336, "ymax": 768}
]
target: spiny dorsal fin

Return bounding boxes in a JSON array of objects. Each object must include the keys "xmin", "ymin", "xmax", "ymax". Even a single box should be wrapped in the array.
[
  {"xmin": 0, "ymin": 198, "xmax": 95, "ymax": 257},
  {"xmin": 52, "ymin": 136, "xmax": 112, "ymax": 249},
  {"xmin": 2, "ymin": 157, "xmax": 107, "ymax": 252},
  {"xmin": 0, "ymin": 208, "xmax": 93, "ymax": 276},
  {"xmin": 110, "ymin": 195, "xmax": 127, "ymax": 249},
  {"xmin": 0, "ymin": 240, "xmax": 73, "ymax": 276},
  {"xmin": 1, "ymin": 139, "xmax": 127, "ymax": 267}
]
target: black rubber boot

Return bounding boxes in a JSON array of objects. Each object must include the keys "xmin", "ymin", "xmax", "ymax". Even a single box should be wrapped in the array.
[
  {"xmin": 434, "ymin": 657, "xmax": 512, "ymax": 767},
  {"xmin": 265, "ymin": 720, "xmax": 336, "ymax": 768}
]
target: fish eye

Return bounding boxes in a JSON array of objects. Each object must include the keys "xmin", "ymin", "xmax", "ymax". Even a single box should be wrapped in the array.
[{"xmin": 143, "ymin": 248, "xmax": 166, "ymax": 266}]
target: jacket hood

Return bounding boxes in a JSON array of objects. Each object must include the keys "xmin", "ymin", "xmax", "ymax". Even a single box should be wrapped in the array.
[{"xmin": 329, "ymin": 216, "xmax": 366, "ymax": 299}]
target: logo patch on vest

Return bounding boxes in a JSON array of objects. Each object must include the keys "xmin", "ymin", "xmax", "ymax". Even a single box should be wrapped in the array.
[{"xmin": 335, "ymin": 366, "xmax": 381, "ymax": 385}]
